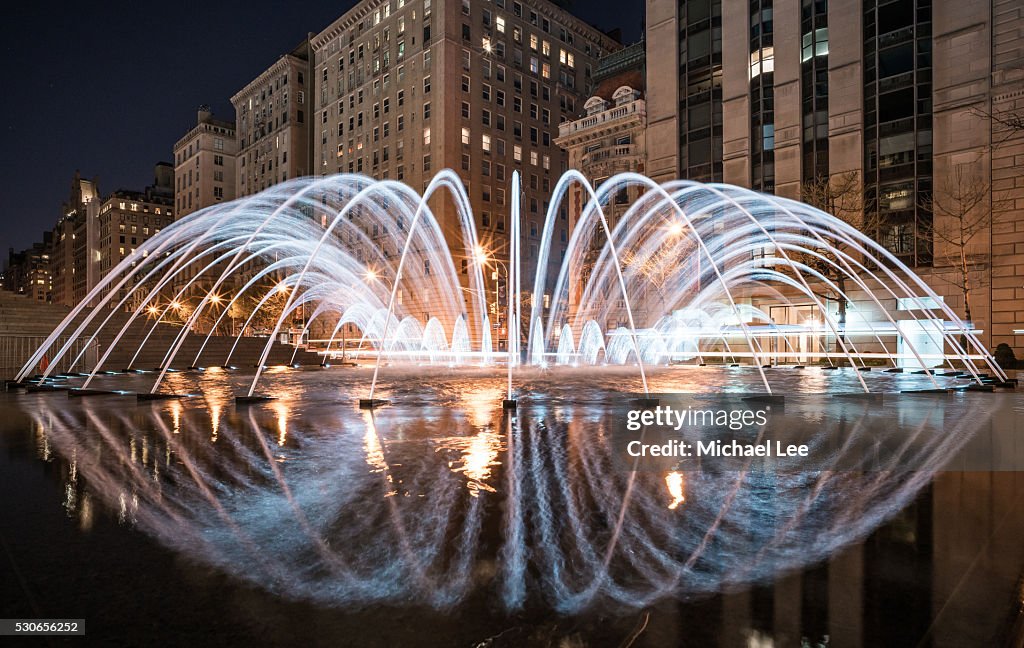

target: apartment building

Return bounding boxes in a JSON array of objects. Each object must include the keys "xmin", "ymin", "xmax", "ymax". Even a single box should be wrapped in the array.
[
  {"xmin": 96, "ymin": 170, "xmax": 175, "ymax": 307},
  {"xmin": 173, "ymin": 106, "xmax": 237, "ymax": 219},
  {"xmin": 232, "ymin": 40, "xmax": 314, "ymax": 199},
  {"xmin": 309, "ymin": 0, "xmax": 620, "ymax": 346}
]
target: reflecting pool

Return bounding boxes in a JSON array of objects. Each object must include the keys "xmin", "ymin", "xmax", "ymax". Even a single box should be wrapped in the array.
[{"xmin": 2, "ymin": 366, "xmax": 1023, "ymax": 646}]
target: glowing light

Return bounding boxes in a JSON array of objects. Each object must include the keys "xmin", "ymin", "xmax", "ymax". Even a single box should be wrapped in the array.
[
  {"xmin": 668, "ymin": 222, "xmax": 685, "ymax": 237},
  {"xmin": 474, "ymin": 245, "xmax": 489, "ymax": 264},
  {"xmin": 666, "ymin": 471, "xmax": 686, "ymax": 510},
  {"xmin": 273, "ymin": 402, "xmax": 289, "ymax": 446},
  {"xmin": 146, "ymin": 305, "xmax": 159, "ymax": 316},
  {"xmin": 365, "ymin": 268, "xmax": 378, "ymax": 282},
  {"xmin": 458, "ymin": 431, "xmax": 502, "ymax": 496},
  {"xmin": 208, "ymin": 293, "xmax": 222, "ymax": 305},
  {"xmin": 170, "ymin": 301, "xmax": 182, "ymax": 310}
]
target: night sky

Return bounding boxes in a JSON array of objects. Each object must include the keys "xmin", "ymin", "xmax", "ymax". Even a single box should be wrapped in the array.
[{"xmin": 0, "ymin": 0, "xmax": 643, "ymax": 257}]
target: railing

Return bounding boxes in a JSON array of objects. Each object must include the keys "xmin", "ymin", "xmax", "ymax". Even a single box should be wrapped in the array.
[
  {"xmin": 580, "ymin": 144, "xmax": 639, "ymax": 167},
  {"xmin": 558, "ymin": 99, "xmax": 646, "ymax": 138},
  {"xmin": 0, "ymin": 335, "xmax": 98, "ymax": 379}
]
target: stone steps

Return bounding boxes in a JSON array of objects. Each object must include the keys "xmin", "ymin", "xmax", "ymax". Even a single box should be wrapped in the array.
[{"xmin": 0, "ymin": 291, "xmax": 320, "ymax": 376}]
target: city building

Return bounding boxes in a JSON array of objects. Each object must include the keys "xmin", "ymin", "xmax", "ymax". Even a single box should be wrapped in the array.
[
  {"xmin": 96, "ymin": 166, "xmax": 175, "ymax": 307},
  {"xmin": 232, "ymin": 40, "xmax": 314, "ymax": 199},
  {"xmin": 2, "ymin": 233, "xmax": 53, "ymax": 301},
  {"xmin": 45, "ymin": 166, "xmax": 174, "ymax": 309},
  {"xmin": 645, "ymin": 0, "xmax": 1024, "ymax": 356},
  {"xmin": 50, "ymin": 172, "xmax": 101, "ymax": 307},
  {"xmin": 173, "ymin": 106, "xmax": 237, "ymax": 219},
  {"xmin": 555, "ymin": 41, "xmax": 646, "ymax": 313},
  {"xmin": 309, "ymin": 0, "xmax": 620, "ymax": 347}
]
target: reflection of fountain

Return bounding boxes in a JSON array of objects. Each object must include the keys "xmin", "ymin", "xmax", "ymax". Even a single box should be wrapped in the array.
[
  {"xmin": 23, "ymin": 384, "xmax": 1001, "ymax": 612},
  {"xmin": 16, "ymin": 171, "xmax": 1006, "ymax": 398}
]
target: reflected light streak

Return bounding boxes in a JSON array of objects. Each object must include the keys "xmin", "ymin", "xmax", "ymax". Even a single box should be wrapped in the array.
[
  {"xmin": 459, "ymin": 431, "xmax": 502, "ymax": 496},
  {"xmin": 666, "ymin": 471, "xmax": 686, "ymax": 510},
  {"xmin": 273, "ymin": 402, "xmax": 289, "ymax": 446}
]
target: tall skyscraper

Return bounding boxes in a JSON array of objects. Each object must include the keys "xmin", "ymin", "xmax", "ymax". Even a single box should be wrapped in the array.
[{"xmin": 645, "ymin": 0, "xmax": 1024, "ymax": 354}]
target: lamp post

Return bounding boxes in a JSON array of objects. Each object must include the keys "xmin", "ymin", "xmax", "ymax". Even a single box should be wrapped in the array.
[{"xmin": 473, "ymin": 244, "xmax": 511, "ymax": 353}]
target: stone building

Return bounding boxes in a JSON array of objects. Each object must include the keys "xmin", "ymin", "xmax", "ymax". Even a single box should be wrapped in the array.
[
  {"xmin": 645, "ymin": 0, "xmax": 1024, "ymax": 357},
  {"xmin": 2, "ymin": 233, "xmax": 53, "ymax": 302},
  {"xmin": 232, "ymin": 40, "xmax": 314, "ymax": 199},
  {"xmin": 50, "ymin": 172, "xmax": 100, "ymax": 307},
  {"xmin": 95, "ymin": 167, "xmax": 175, "ymax": 307},
  {"xmin": 555, "ymin": 42, "xmax": 646, "ymax": 316},
  {"xmin": 173, "ymin": 106, "xmax": 237, "ymax": 219},
  {"xmin": 308, "ymin": 0, "xmax": 620, "ymax": 348}
]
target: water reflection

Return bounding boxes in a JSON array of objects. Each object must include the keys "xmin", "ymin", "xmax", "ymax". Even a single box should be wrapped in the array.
[
  {"xmin": 1, "ymin": 367, "xmax": 1015, "ymax": 615},
  {"xmin": 665, "ymin": 471, "xmax": 686, "ymax": 510}
]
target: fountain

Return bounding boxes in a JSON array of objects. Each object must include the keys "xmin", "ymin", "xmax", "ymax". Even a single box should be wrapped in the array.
[
  {"xmin": 4, "ymin": 171, "xmax": 1019, "ymax": 621},
  {"xmin": 11, "ymin": 170, "xmax": 1005, "ymax": 396}
]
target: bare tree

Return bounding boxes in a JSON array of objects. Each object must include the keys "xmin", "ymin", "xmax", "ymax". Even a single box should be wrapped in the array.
[
  {"xmin": 797, "ymin": 171, "xmax": 870, "ymax": 352},
  {"xmin": 920, "ymin": 165, "xmax": 996, "ymax": 332},
  {"xmin": 970, "ymin": 105, "xmax": 1024, "ymax": 144}
]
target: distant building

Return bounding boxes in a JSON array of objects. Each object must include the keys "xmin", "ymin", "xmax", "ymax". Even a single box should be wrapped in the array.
[
  {"xmin": 50, "ymin": 172, "xmax": 100, "ymax": 307},
  {"xmin": 232, "ymin": 39, "xmax": 313, "ymax": 199},
  {"xmin": 555, "ymin": 41, "xmax": 646, "ymax": 319},
  {"xmin": 96, "ymin": 165, "xmax": 175, "ymax": 307},
  {"xmin": 2, "ymin": 233, "xmax": 53, "ymax": 301},
  {"xmin": 556, "ymin": 41, "xmax": 646, "ymax": 217},
  {"xmin": 42, "ymin": 166, "xmax": 175, "ymax": 309},
  {"xmin": 173, "ymin": 106, "xmax": 237, "ymax": 218}
]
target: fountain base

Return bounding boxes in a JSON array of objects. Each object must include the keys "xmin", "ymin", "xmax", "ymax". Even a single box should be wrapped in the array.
[
  {"xmin": 26, "ymin": 384, "xmax": 68, "ymax": 393},
  {"xmin": 359, "ymin": 398, "xmax": 389, "ymax": 409},
  {"xmin": 502, "ymin": 399, "xmax": 518, "ymax": 409},
  {"xmin": 137, "ymin": 393, "xmax": 189, "ymax": 401},
  {"xmin": 68, "ymin": 388, "xmax": 122, "ymax": 398},
  {"xmin": 236, "ymin": 395, "xmax": 276, "ymax": 405}
]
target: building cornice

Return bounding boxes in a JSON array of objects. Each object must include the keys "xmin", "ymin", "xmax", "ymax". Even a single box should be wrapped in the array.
[
  {"xmin": 173, "ymin": 121, "xmax": 237, "ymax": 152},
  {"xmin": 310, "ymin": 0, "xmax": 380, "ymax": 51},
  {"xmin": 230, "ymin": 54, "xmax": 307, "ymax": 106}
]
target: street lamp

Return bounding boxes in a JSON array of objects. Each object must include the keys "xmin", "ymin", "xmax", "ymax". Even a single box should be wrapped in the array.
[{"xmin": 473, "ymin": 245, "xmax": 511, "ymax": 352}]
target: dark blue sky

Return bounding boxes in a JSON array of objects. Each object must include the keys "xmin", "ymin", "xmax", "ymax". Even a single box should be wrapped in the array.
[{"xmin": 0, "ymin": 1, "xmax": 642, "ymax": 256}]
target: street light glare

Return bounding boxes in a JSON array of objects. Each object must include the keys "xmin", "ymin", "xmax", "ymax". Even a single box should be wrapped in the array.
[
  {"xmin": 209, "ymin": 294, "xmax": 221, "ymax": 304},
  {"xmin": 365, "ymin": 268, "xmax": 378, "ymax": 281},
  {"xmin": 475, "ymin": 245, "xmax": 489, "ymax": 264},
  {"xmin": 170, "ymin": 301, "xmax": 181, "ymax": 310},
  {"xmin": 668, "ymin": 222, "xmax": 685, "ymax": 237}
]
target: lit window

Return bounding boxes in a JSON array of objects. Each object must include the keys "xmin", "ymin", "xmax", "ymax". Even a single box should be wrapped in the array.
[
  {"xmin": 423, "ymin": 127, "xmax": 431, "ymax": 145},
  {"xmin": 462, "ymin": 127, "xmax": 471, "ymax": 145},
  {"xmin": 801, "ymin": 28, "xmax": 829, "ymax": 62},
  {"xmin": 482, "ymin": 134, "xmax": 491, "ymax": 152},
  {"xmin": 749, "ymin": 46, "xmax": 775, "ymax": 79},
  {"xmin": 496, "ymin": 16, "xmax": 505, "ymax": 33}
]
